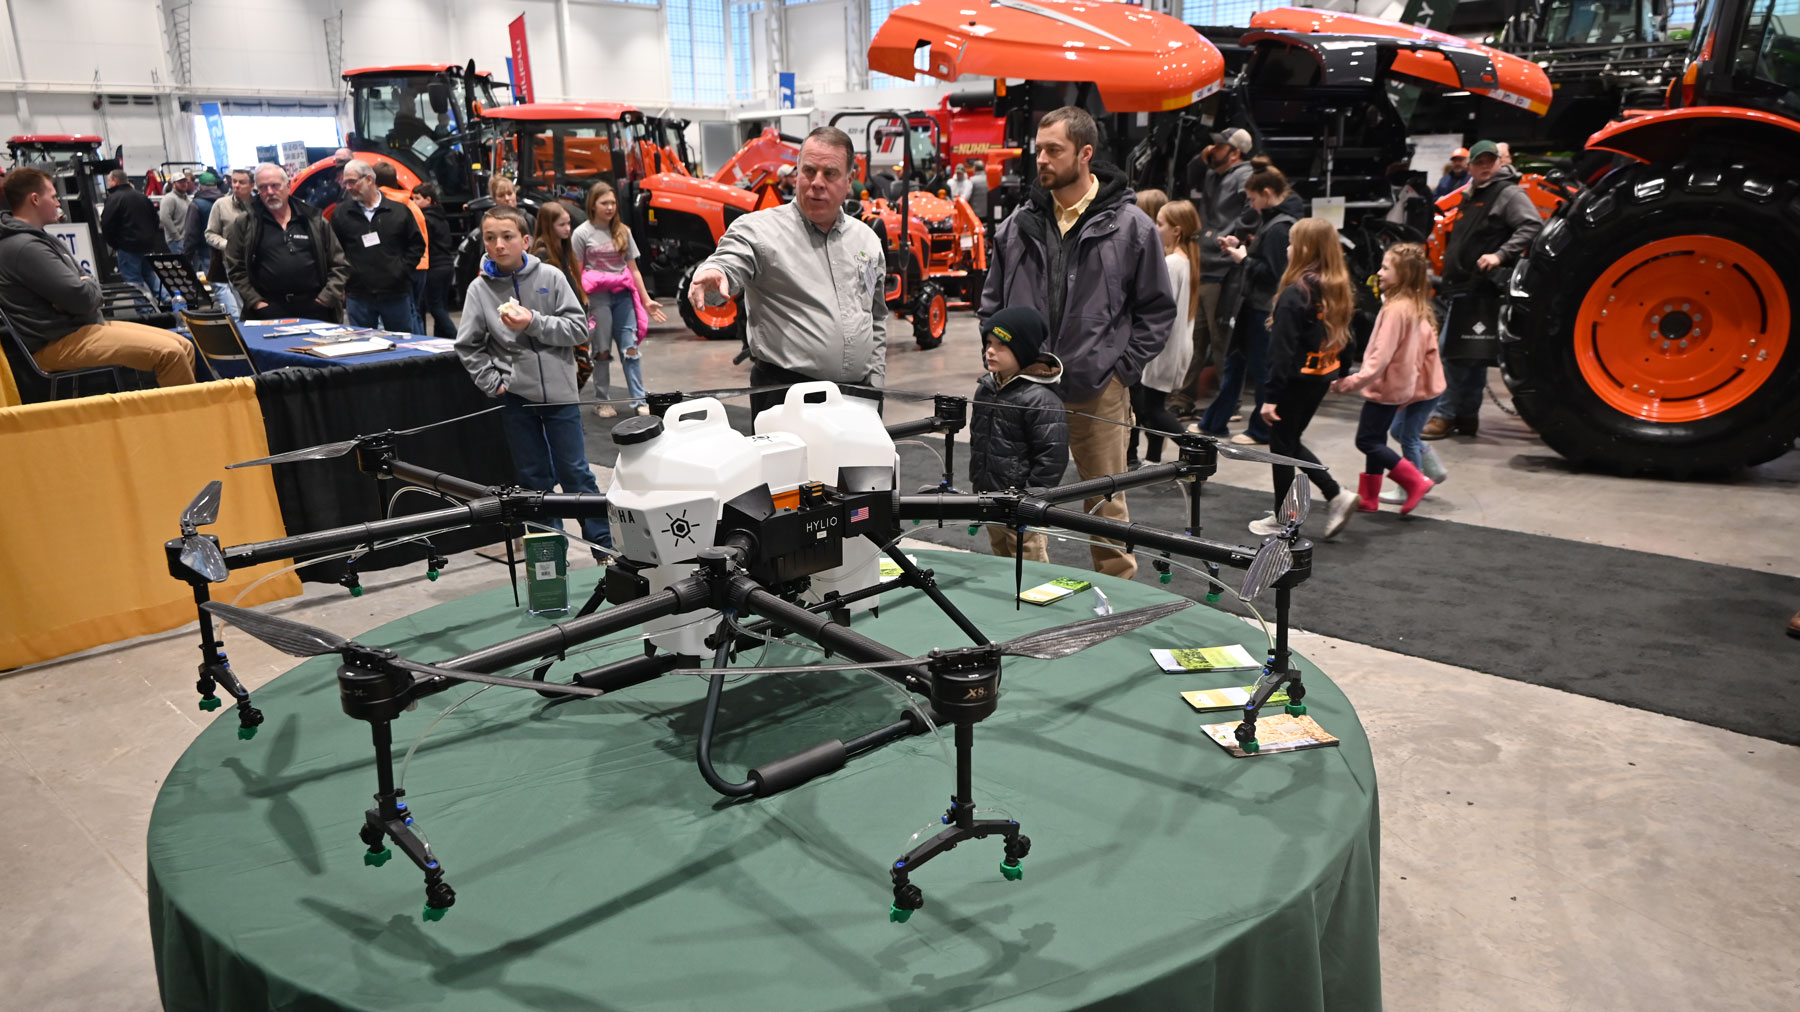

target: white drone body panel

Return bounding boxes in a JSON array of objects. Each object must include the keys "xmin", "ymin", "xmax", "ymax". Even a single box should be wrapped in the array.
[{"xmin": 605, "ymin": 386, "xmax": 897, "ymax": 656}]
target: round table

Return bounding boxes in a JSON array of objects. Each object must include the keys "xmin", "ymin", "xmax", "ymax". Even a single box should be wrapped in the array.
[{"xmin": 149, "ymin": 549, "xmax": 1381, "ymax": 1011}]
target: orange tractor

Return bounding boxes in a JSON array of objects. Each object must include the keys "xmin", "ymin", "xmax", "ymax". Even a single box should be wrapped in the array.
[
  {"xmin": 833, "ymin": 111, "xmax": 987, "ymax": 349},
  {"xmin": 1500, "ymin": 0, "xmax": 1800, "ymax": 475}
]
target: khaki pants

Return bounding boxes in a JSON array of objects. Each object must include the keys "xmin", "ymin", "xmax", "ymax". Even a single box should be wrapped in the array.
[
  {"xmin": 1064, "ymin": 375, "xmax": 1136, "ymax": 580},
  {"xmin": 1167, "ymin": 281, "xmax": 1224, "ymax": 414},
  {"xmin": 987, "ymin": 524, "xmax": 1049, "ymax": 563},
  {"xmin": 33, "ymin": 321, "xmax": 196, "ymax": 388}
]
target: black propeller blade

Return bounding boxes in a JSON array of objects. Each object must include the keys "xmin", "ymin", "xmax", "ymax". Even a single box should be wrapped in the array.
[
  {"xmin": 1215, "ymin": 443, "xmax": 1324, "ymax": 469},
  {"xmin": 199, "ymin": 602, "xmax": 601, "ymax": 698},
  {"xmin": 176, "ymin": 481, "xmax": 229, "ymax": 582},
  {"xmin": 228, "ymin": 404, "xmax": 508, "ymax": 469}
]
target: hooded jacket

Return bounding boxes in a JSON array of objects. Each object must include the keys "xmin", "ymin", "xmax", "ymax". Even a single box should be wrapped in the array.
[
  {"xmin": 979, "ymin": 163, "xmax": 1176, "ymax": 404},
  {"xmin": 183, "ymin": 184, "xmax": 224, "ymax": 273},
  {"xmin": 1441, "ymin": 165, "xmax": 1543, "ymax": 291},
  {"xmin": 0, "ymin": 211, "xmax": 105, "ymax": 351},
  {"xmin": 1199, "ymin": 158, "xmax": 1256, "ymax": 280},
  {"xmin": 969, "ymin": 355, "xmax": 1069, "ymax": 493},
  {"xmin": 455, "ymin": 253, "xmax": 590, "ymax": 404},
  {"xmin": 1241, "ymin": 192, "xmax": 1306, "ymax": 312}
]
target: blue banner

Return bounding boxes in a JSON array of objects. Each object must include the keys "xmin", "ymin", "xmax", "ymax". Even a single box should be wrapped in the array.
[
  {"xmin": 200, "ymin": 102, "xmax": 230, "ymax": 172},
  {"xmin": 778, "ymin": 72, "xmax": 795, "ymax": 109}
]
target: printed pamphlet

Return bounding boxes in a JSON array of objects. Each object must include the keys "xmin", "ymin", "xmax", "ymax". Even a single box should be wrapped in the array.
[
  {"xmin": 1201, "ymin": 714, "xmax": 1340, "ymax": 758},
  {"xmin": 1179, "ymin": 685, "xmax": 1290, "ymax": 712},
  {"xmin": 1018, "ymin": 576, "xmax": 1093, "ymax": 606},
  {"xmin": 1150, "ymin": 644, "xmax": 1261, "ymax": 673}
]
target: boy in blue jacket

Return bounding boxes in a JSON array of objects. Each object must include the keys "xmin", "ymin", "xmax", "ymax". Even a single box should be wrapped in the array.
[
  {"xmin": 455, "ymin": 206, "xmax": 612, "ymax": 557},
  {"xmin": 969, "ymin": 307, "xmax": 1069, "ymax": 563}
]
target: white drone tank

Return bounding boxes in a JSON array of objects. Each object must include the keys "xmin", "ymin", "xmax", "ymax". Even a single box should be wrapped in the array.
[
  {"xmin": 754, "ymin": 382, "xmax": 898, "ymax": 615},
  {"xmin": 607, "ymin": 398, "xmax": 766, "ymax": 656}
]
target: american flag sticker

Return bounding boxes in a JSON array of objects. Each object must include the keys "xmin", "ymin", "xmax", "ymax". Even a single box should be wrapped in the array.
[{"xmin": 850, "ymin": 506, "xmax": 871, "ymax": 523}]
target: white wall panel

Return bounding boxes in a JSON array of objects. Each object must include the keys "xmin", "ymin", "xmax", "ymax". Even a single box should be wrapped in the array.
[
  {"xmin": 785, "ymin": 1, "xmax": 847, "ymax": 95},
  {"xmin": 565, "ymin": 4, "xmax": 670, "ymax": 106}
]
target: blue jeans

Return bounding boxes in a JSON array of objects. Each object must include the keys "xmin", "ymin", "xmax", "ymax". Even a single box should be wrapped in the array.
[
  {"xmin": 1432, "ymin": 295, "xmax": 1486, "ymax": 420},
  {"xmin": 210, "ymin": 281, "xmax": 243, "ymax": 320},
  {"xmin": 346, "ymin": 292, "xmax": 415, "ymax": 332},
  {"xmin": 591, "ymin": 288, "xmax": 645, "ymax": 407},
  {"xmin": 499, "ymin": 393, "xmax": 613, "ymax": 555},
  {"xmin": 115, "ymin": 249, "xmax": 163, "ymax": 301},
  {"xmin": 1198, "ymin": 306, "xmax": 1271, "ymax": 442},
  {"xmin": 1390, "ymin": 396, "xmax": 1440, "ymax": 468}
]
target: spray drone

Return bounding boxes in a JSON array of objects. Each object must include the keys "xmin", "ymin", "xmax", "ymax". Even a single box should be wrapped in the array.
[{"xmin": 167, "ymin": 381, "xmax": 1324, "ymax": 923}]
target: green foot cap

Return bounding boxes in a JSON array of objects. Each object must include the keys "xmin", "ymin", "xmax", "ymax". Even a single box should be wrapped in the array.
[
  {"xmin": 427, "ymin": 570, "xmax": 440, "ymax": 581},
  {"xmin": 422, "ymin": 904, "xmax": 448, "ymax": 922},
  {"xmin": 966, "ymin": 525, "xmax": 978, "ymax": 536},
  {"xmin": 237, "ymin": 725, "xmax": 259, "ymax": 740},
  {"xmin": 1284, "ymin": 702, "xmax": 1307, "ymax": 716},
  {"xmin": 889, "ymin": 905, "xmax": 914, "ymax": 923},
  {"xmin": 349, "ymin": 585, "xmax": 364, "ymax": 597},
  {"xmin": 1159, "ymin": 572, "xmax": 1172, "ymax": 584},
  {"xmin": 197, "ymin": 697, "xmax": 221, "ymax": 711},
  {"xmin": 363, "ymin": 847, "xmax": 392, "ymax": 867},
  {"xmin": 1000, "ymin": 859, "xmax": 1024, "ymax": 881},
  {"xmin": 1204, "ymin": 592, "xmax": 1222, "ymax": 604},
  {"xmin": 1241, "ymin": 740, "xmax": 1261, "ymax": 754}
]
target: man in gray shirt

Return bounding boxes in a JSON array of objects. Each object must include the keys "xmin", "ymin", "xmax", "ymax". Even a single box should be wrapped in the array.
[{"xmin": 689, "ymin": 125, "xmax": 887, "ymax": 417}]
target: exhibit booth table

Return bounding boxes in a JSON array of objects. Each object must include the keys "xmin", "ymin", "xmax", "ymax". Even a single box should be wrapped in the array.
[
  {"xmin": 236, "ymin": 321, "xmax": 448, "ymax": 372},
  {"xmin": 148, "ymin": 550, "xmax": 1381, "ymax": 1011}
]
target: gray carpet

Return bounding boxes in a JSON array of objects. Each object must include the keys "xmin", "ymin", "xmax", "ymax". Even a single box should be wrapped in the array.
[{"xmin": 583, "ymin": 402, "xmax": 1800, "ymax": 745}]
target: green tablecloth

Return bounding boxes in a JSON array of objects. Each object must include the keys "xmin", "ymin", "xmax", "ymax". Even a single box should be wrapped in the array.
[{"xmin": 149, "ymin": 550, "xmax": 1381, "ymax": 1011}]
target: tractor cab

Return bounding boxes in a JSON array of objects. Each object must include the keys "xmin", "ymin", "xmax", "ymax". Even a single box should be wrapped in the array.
[
  {"xmin": 293, "ymin": 63, "xmax": 500, "ymax": 214},
  {"xmin": 481, "ymin": 102, "xmax": 648, "ymax": 212}
]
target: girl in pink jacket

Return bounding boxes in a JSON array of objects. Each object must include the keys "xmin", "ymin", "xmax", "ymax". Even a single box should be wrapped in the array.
[{"xmin": 1332, "ymin": 243, "xmax": 1445, "ymax": 514}]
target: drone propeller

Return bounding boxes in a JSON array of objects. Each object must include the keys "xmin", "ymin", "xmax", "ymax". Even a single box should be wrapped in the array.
[
  {"xmin": 1213, "ymin": 442, "xmax": 1322, "ymax": 469},
  {"xmin": 668, "ymin": 599, "xmax": 1193, "ymax": 677},
  {"xmin": 175, "ymin": 481, "xmax": 229, "ymax": 582},
  {"xmin": 199, "ymin": 602, "xmax": 603, "ymax": 698},
  {"xmin": 226, "ymin": 404, "xmax": 506, "ymax": 469},
  {"xmin": 1240, "ymin": 481, "xmax": 1310, "ymax": 601}
]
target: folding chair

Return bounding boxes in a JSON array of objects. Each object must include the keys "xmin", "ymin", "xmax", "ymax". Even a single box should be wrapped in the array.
[
  {"xmin": 0, "ymin": 306, "xmax": 129, "ymax": 401},
  {"xmin": 181, "ymin": 308, "xmax": 260, "ymax": 379}
]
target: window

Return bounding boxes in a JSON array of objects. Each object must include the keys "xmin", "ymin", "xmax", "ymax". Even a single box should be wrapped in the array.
[
  {"xmin": 1734, "ymin": 0, "xmax": 1800, "ymax": 110},
  {"xmin": 731, "ymin": 1, "xmax": 761, "ymax": 101},
  {"xmin": 1183, "ymin": 0, "xmax": 1282, "ymax": 25},
  {"xmin": 668, "ymin": 0, "xmax": 728, "ymax": 104},
  {"xmin": 869, "ymin": 0, "xmax": 906, "ymax": 89}
]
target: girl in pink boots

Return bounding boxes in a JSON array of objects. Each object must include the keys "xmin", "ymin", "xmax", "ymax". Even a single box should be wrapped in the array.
[{"xmin": 1332, "ymin": 243, "xmax": 1444, "ymax": 514}]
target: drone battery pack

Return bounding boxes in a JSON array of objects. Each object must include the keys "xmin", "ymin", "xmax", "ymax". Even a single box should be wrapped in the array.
[{"xmin": 523, "ymin": 532, "xmax": 569, "ymax": 615}]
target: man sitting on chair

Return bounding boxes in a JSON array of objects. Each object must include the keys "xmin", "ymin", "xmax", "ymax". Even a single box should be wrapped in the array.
[{"xmin": 0, "ymin": 168, "xmax": 195, "ymax": 388}]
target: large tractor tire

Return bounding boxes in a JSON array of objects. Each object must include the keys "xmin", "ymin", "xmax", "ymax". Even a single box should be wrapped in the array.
[
  {"xmin": 912, "ymin": 280, "xmax": 948, "ymax": 349},
  {"xmin": 677, "ymin": 262, "xmax": 744, "ymax": 341},
  {"xmin": 1502, "ymin": 158, "xmax": 1800, "ymax": 476}
]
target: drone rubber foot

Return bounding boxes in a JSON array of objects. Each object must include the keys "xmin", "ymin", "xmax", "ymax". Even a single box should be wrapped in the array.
[
  {"xmin": 422, "ymin": 904, "xmax": 448, "ymax": 922},
  {"xmin": 1284, "ymin": 702, "xmax": 1307, "ymax": 716},
  {"xmin": 426, "ymin": 570, "xmax": 440, "ymax": 581},
  {"xmin": 197, "ymin": 697, "xmax": 221, "ymax": 711},
  {"xmin": 1159, "ymin": 573, "xmax": 1172, "ymax": 584},
  {"xmin": 237, "ymin": 725, "xmax": 259, "ymax": 740},
  {"xmin": 349, "ymin": 585, "xmax": 364, "ymax": 597},
  {"xmin": 363, "ymin": 847, "xmax": 392, "ymax": 867},
  {"xmin": 999, "ymin": 859, "xmax": 1024, "ymax": 881},
  {"xmin": 1204, "ymin": 592, "xmax": 1221, "ymax": 604},
  {"xmin": 1241, "ymin": 740, "xmax": 1260, "ymax": 754},
  {"xmin": 966, "ymin": 525, "xmax": 978, "ymax": 535},
  {"xmin": 888, "ymin": 905, "xmax": 914, "ymax": 923}
]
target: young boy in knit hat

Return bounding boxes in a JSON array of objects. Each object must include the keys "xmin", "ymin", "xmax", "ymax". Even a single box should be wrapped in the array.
[{"xmin": 969, "ymin": 306, "xmax": 1069, "ymax": 562}]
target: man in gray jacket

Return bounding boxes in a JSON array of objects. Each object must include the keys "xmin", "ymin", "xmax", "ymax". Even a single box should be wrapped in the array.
[
  {"xmin": 0, "ymin": 168, "xmax": 194, "ymax": 387},
  {"xmin": 1170, "ymin": 128, "xmax": 1257, "ymax": 418},
  {"xmin": 979, "ymin": 106, "xmax": 1176, "ymax": 580}
]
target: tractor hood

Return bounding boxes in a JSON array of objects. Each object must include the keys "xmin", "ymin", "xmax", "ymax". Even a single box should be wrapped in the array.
[
  {"xmin": 868, "ymin": 0, "xmax": 1224, "ymax": 113},
  {"xmin": 1248, "ymin": 7, "xmax": 1553, "ymax": 115}
]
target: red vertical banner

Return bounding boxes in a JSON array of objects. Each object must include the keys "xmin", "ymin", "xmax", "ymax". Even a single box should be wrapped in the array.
[{"xmin": 508, "ymin": 15, "xmax": 535, "ymax": 104}]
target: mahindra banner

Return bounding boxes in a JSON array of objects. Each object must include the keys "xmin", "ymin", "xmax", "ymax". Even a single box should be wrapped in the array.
[{"xmin": 508, "ymin": 15, "xmax": 535, "ymax": 103}]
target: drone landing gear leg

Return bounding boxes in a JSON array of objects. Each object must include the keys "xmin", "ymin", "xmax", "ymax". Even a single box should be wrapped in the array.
[
  {"xmin": 1233, "ymin": 585, "xmax": 1305, "ymax": 754},
  {"xmin": 191, "ymin": 586, "xmax": 264, "ymax": 738},
  {"xmin": 360, "ymin": 720, "xmax": 455, "ymax": 920},
  {"xmin": 889, "ymin": 722, "xmax": 1028, "ymax": 923}
]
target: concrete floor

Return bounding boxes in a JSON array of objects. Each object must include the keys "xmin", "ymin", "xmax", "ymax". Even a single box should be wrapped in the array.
[{"xmin": 4, "ymin": 312, "xmax": 1797, "ymax": 1011}]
